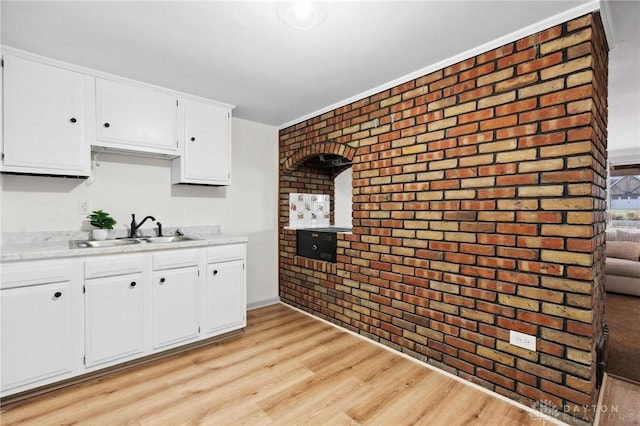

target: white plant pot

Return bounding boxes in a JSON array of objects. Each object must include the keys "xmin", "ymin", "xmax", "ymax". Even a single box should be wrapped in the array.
[{"xmin": 92, "ymin": 229, "xmax": 109, "ymax": 241}]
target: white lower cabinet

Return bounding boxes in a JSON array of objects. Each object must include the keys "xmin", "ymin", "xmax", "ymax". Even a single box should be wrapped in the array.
[
  {"xmin": 83, "ymin": 254, "xmax": 148, "ymax": 369},
  {"xmin": 0, "ymin": 259, "xmax": 83, "ymax": 395},
  {"xmin": 152, "ymin": 250, "xmax": 200, "ymax": 350},
  {"xmin": 2, "ymin": 283, "xmax": 74, "ymax": 389},
  {"xmin": 84, "ymin": 273, "xmax": 145, "ymax": 368},
  {"xmin": 205, "ymin": 245, "xmax": 246, "ymax": 335},
  {"xmin": 0, "ymin": 242, "xmax": 246, "ymax": 398},
  {"xmin": 205, "ymin": 261, "xmax": 246, "ymax": 334}
]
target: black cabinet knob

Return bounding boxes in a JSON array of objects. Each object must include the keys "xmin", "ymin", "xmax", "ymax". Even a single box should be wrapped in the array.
[
  {"xmin": 190, "ymin": 137, "xmax": 196, "ymax": 142},
  {"xmin": 160, "ymin": 277, "xmax": 166, "ymax": 283},
  {"xmin": 69, "ymin": 118, "xmax": 77, "ymax": 123},
  {"xmin": 104, "ymin": 122, "xmax": 110, "ymax": 128},
  {"xmin": 130, "ymin": 281, "xmax": 137, "ymax": 287},
  {"xmin": 213, "ymin": 270, "xmax": 218, "ymax": 276},
  {"xmin": 54, "ymin": 291, "xmax": 62, "ymax": 298},
  {"xmin": 312, "ymin": 244, "xmax": 318, "ymax": 251}
]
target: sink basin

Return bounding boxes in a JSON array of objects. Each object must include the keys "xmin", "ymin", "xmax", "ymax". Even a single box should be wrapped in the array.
[
  {"xmin": 70, "ymin": 235, "xmax": 202, "ymax": 249},
  {"xmin": 138, "ymin": 236, "xmax": 202, "ymax": 243},
  {"xmin": 70, "ymin": 238, "xmax": 142, "ymax": 249}
]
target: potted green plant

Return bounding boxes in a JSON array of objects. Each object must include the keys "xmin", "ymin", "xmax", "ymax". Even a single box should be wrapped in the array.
[{"xmin": 87, "ymin": 210, "xmax": 116, "ymax": 240}]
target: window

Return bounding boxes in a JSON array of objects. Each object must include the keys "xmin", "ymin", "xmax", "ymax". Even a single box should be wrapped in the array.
[{"xmin": 608, "ymin": 164, "xmax": 640, "ymax": 229}]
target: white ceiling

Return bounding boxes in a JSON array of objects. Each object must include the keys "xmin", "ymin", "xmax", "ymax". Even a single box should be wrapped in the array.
[{"xmin": 1, "ymin": 1, "xmax": 637, "ymax": 127}]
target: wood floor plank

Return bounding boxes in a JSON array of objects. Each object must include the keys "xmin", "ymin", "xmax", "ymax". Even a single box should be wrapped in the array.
[
  {"xmin": 342, "ymin": 360, "xmax": 431, "ymax": 422},
  {"xmin": 1, "ymin": 303, "xmax": 547, "ymax": 426}
]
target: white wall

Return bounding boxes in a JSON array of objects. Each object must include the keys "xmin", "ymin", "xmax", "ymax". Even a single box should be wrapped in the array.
[
  {"xmin": 0, "ymin": 118, "xmax": 280, "ymax": 308},
  {"xmin": 608, "ymin": 39, "xmax": 640, "ymax": 165},
  {"xmin": 334, "ymin": 167, "xmax": 353, "ymax": 228},
  {"xmin": 217, "ymin": 118, "xmax": 279, "ymax": 308}
]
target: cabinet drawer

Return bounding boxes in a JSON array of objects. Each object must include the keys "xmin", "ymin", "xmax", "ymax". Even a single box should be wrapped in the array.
[
  {"xmin": 153, "ymin": 249, "xmax": 200, "ymax": 270},
  {"xmin": 207, "ymin": 244, "xmax": 244, "ymax": 263},
  {"xmin": 84, "ymin": 254, "xmax": 146, "ymax": 279},
  {"xmin": 1, "ymin": 259, "xmax": 78, "ymax": 289}
]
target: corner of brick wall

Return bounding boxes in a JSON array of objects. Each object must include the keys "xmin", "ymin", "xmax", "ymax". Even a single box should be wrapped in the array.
[{"xmin": 279, "ymin": 12, "xmax": 608, "ymax": 423}]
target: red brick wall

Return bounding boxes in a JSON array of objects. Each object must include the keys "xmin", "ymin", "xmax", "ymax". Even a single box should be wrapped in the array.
[{"xmin": 279, "ymin": 13, "xmax": 608, "ymax": 422}]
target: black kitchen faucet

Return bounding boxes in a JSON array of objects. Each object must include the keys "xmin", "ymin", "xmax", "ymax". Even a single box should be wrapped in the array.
[{"xmin": 130, "ymin": 214, "xmax": 156, "ymax": 238}]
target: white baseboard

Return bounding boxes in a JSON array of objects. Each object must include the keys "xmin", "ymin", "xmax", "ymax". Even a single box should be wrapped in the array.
[{"xmin": 247, "ymin": 297, "xmax": 281, "ymax": 311}]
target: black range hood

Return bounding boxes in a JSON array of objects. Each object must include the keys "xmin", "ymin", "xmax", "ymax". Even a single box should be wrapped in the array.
[
  {"xmin": 305, "ymin": 154, "xmax": 352, "ymax": 169},
  {"xmin": 299, "ymin": 227, "xmax": 352, "ymax": 233}
]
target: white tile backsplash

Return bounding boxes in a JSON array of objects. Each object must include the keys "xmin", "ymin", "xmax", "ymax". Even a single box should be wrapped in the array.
[{"xmin": 289, "ymin": 193, "xmax": 330, "ymax": 228}]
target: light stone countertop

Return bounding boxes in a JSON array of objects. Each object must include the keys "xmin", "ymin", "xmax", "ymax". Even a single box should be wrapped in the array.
[{"xmin": 1, "ymin": 226, "xmax": 248, "ymax": 262}]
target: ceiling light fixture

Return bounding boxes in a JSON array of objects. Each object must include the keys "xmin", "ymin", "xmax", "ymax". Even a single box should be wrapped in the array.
[{"xmin": 277, "ymin": 1, "xmax": 327, "ymax": 31}]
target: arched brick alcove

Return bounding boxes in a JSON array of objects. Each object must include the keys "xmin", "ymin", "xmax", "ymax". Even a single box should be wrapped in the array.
[
  {"xmin": 279, "ymin": 141, "xmax": 357, "ymax": 230},
  {"xmin": 281, "ymin": 141, "xmax": 357, "ymax": 174},
  {"xmin": 279, "ymin": 141, "xmax": 358, "ymax": 276}
]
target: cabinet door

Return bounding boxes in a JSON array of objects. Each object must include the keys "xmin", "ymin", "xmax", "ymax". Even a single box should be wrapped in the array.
[
  {"xmin": 95, "ymin": 78, "xmax": 178, "ymax": 153},
  {"xmin": 2, "ymin": 55, "xmax": 91, "ymax": 175},
  {"xmin": 152, "ymin": 267, "xmax": 199, "ymax": 349},
  {"xmin": 205, "ymin": 260, "xmax": 246, "ymax": 335},
  {"xmin": 172, "ymin": 100, "xmax": 231, "ymax": 185},
  {"xmin": 85, "ymin": 273, "xmax": 144, "ymax": 368},
  {"xmin": 1, "ymin": 282, "xmax": 74, "ymax": 391}
]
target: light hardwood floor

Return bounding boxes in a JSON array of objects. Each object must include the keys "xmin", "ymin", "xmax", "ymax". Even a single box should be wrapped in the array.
[{"xmin": 1, "ymin": 303, "xmax": 547, "ymax": 425}]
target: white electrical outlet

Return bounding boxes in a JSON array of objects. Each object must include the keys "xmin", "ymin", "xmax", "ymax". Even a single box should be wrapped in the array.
[
  {"xmin": 509, "ymin": 330, "xmax": 536, "ymax": 351},
  {"xmin": 78, "ymin": 199, "xmax": 91, "ymax": 215}
]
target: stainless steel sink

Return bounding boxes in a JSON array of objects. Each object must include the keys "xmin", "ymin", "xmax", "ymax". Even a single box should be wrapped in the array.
[
  {"xmin": 70, "ymin": 235, "xmax": 203, "ymax": 249},
  {"xmin": 70, "ymin": 238, "xmax": 142, "ymax": 249},
  {"xmin": 138, "ymin": 236, "xmax": 202, "ymax": 243}
]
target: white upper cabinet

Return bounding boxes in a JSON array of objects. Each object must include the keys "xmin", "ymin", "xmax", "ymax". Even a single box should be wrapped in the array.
[
  {"xmin": 95, "ymin": 78, "xmax": 179, "ymax": 156},
  {"xmin": 1, "ymin": 55, "xmax": 91, "ymax": 176},
  {"xmin": 2, "ymin": 50, "xmax": 234, "ymax": 184},
  {"xmin": 172, "ymin": 99, "xmax": 232, "ymax": 185}
]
